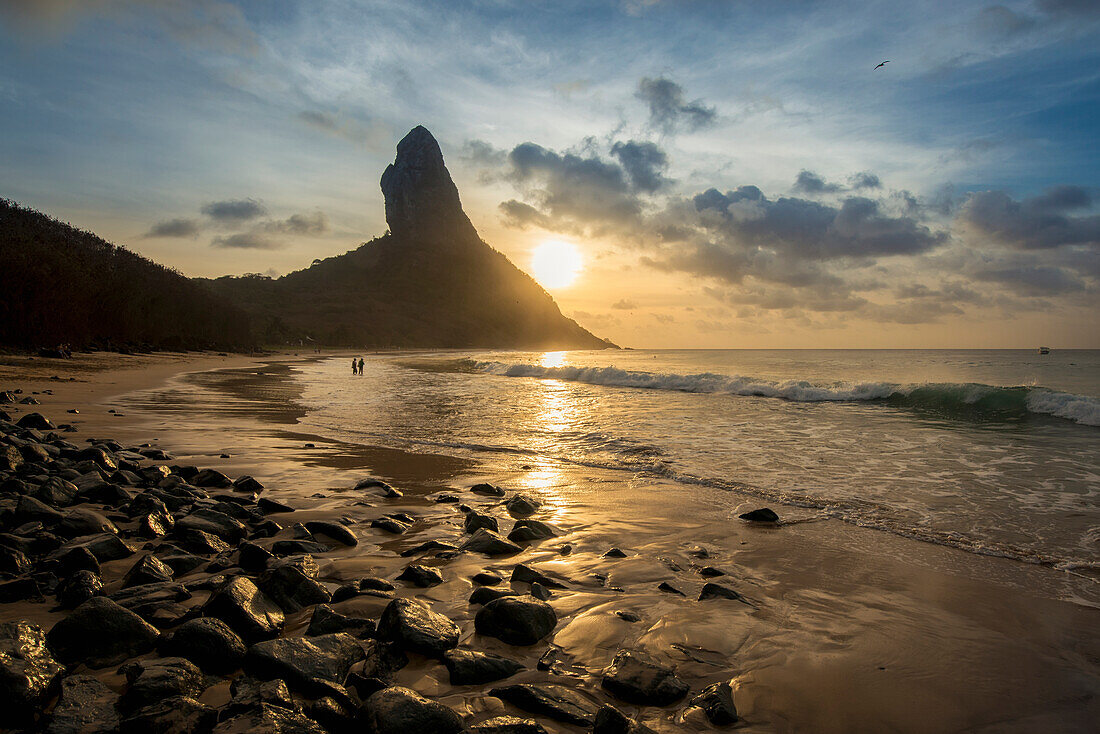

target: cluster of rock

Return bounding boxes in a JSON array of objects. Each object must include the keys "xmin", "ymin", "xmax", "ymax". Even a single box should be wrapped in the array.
[{"xmin": 0, "ymin": 403, "xmax": 758, "ymax": 732}]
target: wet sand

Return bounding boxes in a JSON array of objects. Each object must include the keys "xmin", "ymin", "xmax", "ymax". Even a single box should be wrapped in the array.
[{"xmin": 3, "ymin": 352, "xmax": 1098, "ymax": 732}]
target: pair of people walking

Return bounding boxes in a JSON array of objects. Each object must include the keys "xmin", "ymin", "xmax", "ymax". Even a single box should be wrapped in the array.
[{"xmin": 351, "ymin": 357, "xmax": 364, "ymax": 375}]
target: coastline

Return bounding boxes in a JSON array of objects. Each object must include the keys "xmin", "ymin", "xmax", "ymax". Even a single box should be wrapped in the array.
[{"xmin": 1, "ymin": 352, "xmax": 1098, "ymax": 733}]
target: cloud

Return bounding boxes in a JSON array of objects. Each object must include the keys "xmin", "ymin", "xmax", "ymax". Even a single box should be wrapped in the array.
[
  {"xmin": 957, "ymin": 186, "xmax": 1100, "ymax": 249},
  {"xmin": 793, "ymin": 170, "xmax": 842, "ymax": 195},
  {"xmin": 849, "ymin": 172, "xmax": 882, "ymax": 190},
  {"xmin": 210, "ymin": 232, "xmax": 282, "ymax": 249},
  {"xmin": 264, "ymin": 211, "xmax": 328, "ymax": 235},
  {"xmin": 610, "ymin": 141, "xmax": 670, "ymax": 193},
  {"xmin": 297, "ymin": 110, "xmax": 389, "ymax": 149},
  {"xmin": 636, "ymin": 77, "xmax": 716, "ymax": 134},
  {"xmin": 202, "ymin": 198, "xmax": 267, "ymax": 222},
  {"xmin": 611, "ymin": 299, "xmax": 638, "ymax": 310},
  {"xmin": 145, "ymin": 217, "xmax": 200, "ymax": 238},
  {"xmin": 572, "ymin": 310, "xmax": 621, "ymax": 329}
]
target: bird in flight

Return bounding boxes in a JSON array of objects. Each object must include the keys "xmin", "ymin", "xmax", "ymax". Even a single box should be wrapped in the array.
[{"xmin": 874, "ymin": 60, "xmax": 890, "ymax": 70}]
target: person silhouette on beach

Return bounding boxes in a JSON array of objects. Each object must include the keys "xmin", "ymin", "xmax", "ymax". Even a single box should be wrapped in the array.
[
  {"xmin": 358, "ymin": 358, "xmax": 364, "ymax": 375},
  {"xmin": 352, "ymin": 358, "xmax": 357, "ymax": 375}
]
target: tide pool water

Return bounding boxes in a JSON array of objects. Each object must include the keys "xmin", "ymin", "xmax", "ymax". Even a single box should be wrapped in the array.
[{"xmin": 291, "ymin": 349, "xmax": 1100, "ymax": 575}]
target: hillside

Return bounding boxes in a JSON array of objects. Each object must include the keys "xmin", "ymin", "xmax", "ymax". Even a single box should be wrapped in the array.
[
  {"xmin": 0, "ymin": 199, "xmax": 252, "ymax": 352},
  {"xmin": 205, "ymin": 126, "xmax": 615, "ymax": 350}
]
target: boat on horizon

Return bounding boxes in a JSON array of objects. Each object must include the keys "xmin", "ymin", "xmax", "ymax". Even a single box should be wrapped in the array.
[{"xmin": 1038, "ymin": 346, "xmax": 1051, "ymax": 355}]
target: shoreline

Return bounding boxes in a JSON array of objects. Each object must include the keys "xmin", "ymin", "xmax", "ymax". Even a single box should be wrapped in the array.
[{"xmin": 1, "ymin": 353, "xmax": 1098, "ymax": 732}]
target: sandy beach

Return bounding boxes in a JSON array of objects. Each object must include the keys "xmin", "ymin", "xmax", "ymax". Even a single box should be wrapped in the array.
[{"xmin": 1, "ymin": 351, "xmax": 1098, "ymax": 733}]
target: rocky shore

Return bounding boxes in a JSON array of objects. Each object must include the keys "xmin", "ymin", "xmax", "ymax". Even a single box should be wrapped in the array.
[{"xmin": 0, "ymin": 390, "xmax": 760, "ymax": 733}]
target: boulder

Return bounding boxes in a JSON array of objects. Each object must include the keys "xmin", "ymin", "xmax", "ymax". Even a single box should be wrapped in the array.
[
  {"xmin": 46, "ymin": 674, "xmax": 121, "ymax": 734},
  {"xmin": 16, "ymin": 412, "xmax": 54, "ymax": 430},
  {"xmin": 258, "ymin": 563, "xmax": 331, "ymax": 613},
  {"xmin": 0, "ymin": 621, "xmax": 65, "ymax": 725},
  {"xmin": 689, "ymin": 680, "xmax": 738, "ymax": 725},
  {"xmin": 0, "ymin": 545, "xmax": 32, "ymax": 575},
  {"xmin": 504, "ymin": 494, "xmax": 541, "ymax": 517},
  {"xmin": 306, "ymin": 604, "xmax": 375, "ymax": 639},
  {"xmin": 399, "ymin": 540, "xmax": 458, "ymax": 557},
  {"xmin": 192, "ymin": 469, "xmax": 232, "ymax": 488},
  {"xmin": 464, "ymin": 510, "xmax": 498, "ymax": 534},
  {"xmin": 213, "ymin": 703, "xmax": 325, "ymax": 733},
  {"xmin": 603, "ymin": 547, "xmax": 627, "ymax": 558},
  {"xmin": 53, "ymin": 533, "xmax": 133, "ymax": 562},
  {"xmin": 472, "ymin": 571, "xmax": 502, "ymax": 586},
  {"xmin": 56, "ymin": 569, "xmax": 103, "ymax": 609},
  {"xmin": 233, "ymin": 475, "xmax": 264, "ymax": 493},
  {"xmin": 258, "ymin": 497, "xmax": 295, "ymax": 514},
  {"xmin": 159, "ymin": 617, "xmax": 247, "ymax": 674},
  {"xmin": 470, "ymin": 483, "xmax": 505, "ymax": 497},
  {"xmin": 270, "ymin": 539, "xmax": 330, "ymax": 556},
  {"xmin": 359, "ymin": 686, "xmax": 465, "ymax": 734},
  {"xmin": 471, "ymin": 716, "xmax": 547, "ymax": 733},
  {"xmin": 370, "ymin": 517, "xmax": 410, "ymax": 534},
  {"xmin": 461, "ymin": 528, "xmax": 522, "ymax": 556},
  {"xmin": 57, "ymin": 508, "xmax": 118, "ymax": 538},
  {"xmin": 469, "ymin": 587, "xmax": 520, "ymax": 606},
  {"xmin": 119, "ymin": 695, "xmax": 217, "ymax": 734},
  {"xmin": 139, "ymin": 511, "xmax": 175, "ymax": 538},
  {"xmin": 46, "ymin": 597, "xmax": 159, "ymax": 667},
  {"xmin": 376, "ymin": 598, "xmax": 459, "ymax": 658},
  {"xmin": 395, "ymin": 564, "xmax": 443, "ymax": 587},
  {"xmin": 226, "ymin": 675, "xmax": 298, "ymax": 716},
  {"xmin": 600, "ymin": 649, "xmax": 689, "ymax": 706},
  {"xmin": 442, "ymin": 649, "xmax": 524, "ymax": 685},
  {"xmin": 119, "ymin": 656, "xmax": 205, "ymax": 712},
  {"xmin": 489, "ymin": 684, "xmax": 597, "ymax": 727},
  {"xmin": 507, "ymin": 520, "xmax": 554, "ymax": 543},
  {"xmin": 304, "ymin": 520, "xmax": 357, "ymax": 546},
  {"xmin": 122, "ymin": 553, "xmax": 175, "ymax": 588},
  {"xmin": 15, "ymin": 495, "xmax": 64, "ymax": 525},
  {"xmin": 738, "ymin": 507, "xmax": 779, "ymax": 523},
  {"xmin": 592, "ymin": 705, "xmax": 655, "ymax": 734},
  {"xmin": 510, "ymin": 564, "xmax": 567, "ymax": 589},
  {"xmin": 245, "ymin": 633, "xmax": 365, "ymax": 696},
  {"xmin": 474, "ymin": 596, "xmax": 557, "ymax": 646},
  {"xmin": 699, "ymin": 582, "xmax": 747, "ymax": 602},
  {"xmin": 35, "ymin": 477, "xmax": 80, "ymax": 507},
  {"xmin": 178, "ymin": 528, "xmax": 232, "ymax": 555},
  {"xmin": 201, "ymin": 576, "xmax": 285, "ymax": 641},
  {"xmin": 176, "ymin": 508, "xmax": 246, "ymax": 544}
]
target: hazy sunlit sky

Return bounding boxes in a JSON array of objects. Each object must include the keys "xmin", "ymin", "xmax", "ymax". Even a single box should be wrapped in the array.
[{"xmin": 1, "ymin": 0, "xmax": 1097, "ymax": 348}]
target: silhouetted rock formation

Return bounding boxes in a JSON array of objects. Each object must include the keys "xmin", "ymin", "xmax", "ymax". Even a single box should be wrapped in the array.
[{"xmin": 209, "ymin": 126, "xmax": 614, "ymax": 349}]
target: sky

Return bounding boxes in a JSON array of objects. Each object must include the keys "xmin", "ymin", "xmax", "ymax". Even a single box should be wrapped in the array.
[{"xmin": 1, "ymin": 0, "xmax": 1098, "ymax": 348}]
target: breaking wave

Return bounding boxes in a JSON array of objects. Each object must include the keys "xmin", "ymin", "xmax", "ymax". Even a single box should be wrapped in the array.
[{"xmin": 470, "ymin": 361, "xmax": 1100, "ymax": 426}]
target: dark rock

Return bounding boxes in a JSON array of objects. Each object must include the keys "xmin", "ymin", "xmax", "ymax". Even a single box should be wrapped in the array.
[
  {"xmin": 17, "ymin": 412, "xmax": 54, "ymax": 430},
  {"xmin": 738, "ymin": 507, "xmax": 779, "ymax": 523},
  {"xmin": 1, "ymin": 445, "xmax": 23, "ymax": 471},
  {"xmin": 304, "ymin": 520, "xmax": 357, "ymax": 546},
  {"xmin": 54, "ymin": 533, "xmax": 134, "ymax": 562},
  {"xmin": 215, "ymin": 702, "xmax": 323, "ymax": 733},
  {"xmin": 226, "ymin": 675, "xmax": 297, "ymax": 716},
  {"xmin": 56, "ymin": 545, "xmax": 100, "ymax": 576},
  {"xmin": 233, "ymin": 475, "xmax": 264, "ymax": 493},
  {"xmin": 0, "ymin": 545, "xmax": 30, "ymax": 576},
  {"xmin": 46, "ymin": 596, "xmax": 159, "ymax": 667},
  {"xmin": 201, "ymin": 576, "xmax": 285, "ymax": 641},
  {"xmin": 603, "ymin": 547, "xmax": 627, "ymax": 558},
  {"xmin": 464, "ymin": 510, "xmax": 498, "ymax": 534},
  {"xmin": 469, "ymin": 587, "xmax": 520, "ymax": 606},
  {"xmin": 376, "ymin": 598, "xmax": 459, "ymax": 657},
  {"xmin": 252, "ymin": 519, "xmax": 284, "ymax": 538},
  {"xmin": 470, "ymin": 482, "xmax": 506, "ymax": 497},
  {"xmin": 475, "ymin": 595, "xmax": 557, "ymax": 646},
  {"xmin": 472, "ymin": 571, "xmax": 502, "ymax": 586},
  {"xmin": 504, "ymin": 494, "xmax": 541, "ymax": 517},
  {"xmin": 507, "ymin": 520, "xmax": 555, "ymax": 543},
  {"xmin": 529, "ymin": 582, "xmax": 552, "ymax": 601},
  {"xmin": 601, "ymin": 649, "xmax": 689, "ymax": 706},
  {"xmin": 58, "ymin": 508, "xmax": 118, "ymax": 538},
  {"xmin": 239, "ymin": 540, "xmax": 275, "ymax": 571},
  {"xmin": 358, "ymin": 639, "xmax": 409, "ymax": 684},
  {"xmin": 246, "ymin": 633, "xmax": 365, "ymax": 696},
  {"xmin": 35, "ymin": 477, "xmax": 80, "ymax": 507},
  {"xmin": 559, "ymin": 543, "xmax": 573, "ymax": 555},
  {"xmin": 192, "ymin": 469, "xmax": 232, "ymax": 488},
  {"xmin": 396, "ymin": 564, "xmax": 443, "ymax": 587},
  {"xmin": 122, "ymin": 553, "xmax": 174, "ymax": 588},
  {"xmin": 510, "ymin": 563, "xmax": 567, "ymax": 589},
  {"xmin": 160, "ymin": 617, "xmax": 247, "ymax": 674},
  {"xmin": 305, "ymin": 696, "xmax": 355, "ymax": 734},
  {"xmin": 307, "ymin": 604, "xmax": 375, "ymax": 639},
  {"xmin": 0, "ymin": 577, "xmax": 42, "ymax": 603},
  {"xmin": 360, "ymin": 685, "xmax": 465, "ymax": 734},
  {"xmin": 258, "ymin": 563, "xmax": 331, "ymax": 613},
  {"xmin": 399, "ymin": 540, "xmax": 457, "ymax": 557},
  {"xmin": 56, "ymin": 570, "xmax": 103, "ymax": 609},
  {"xmin": 271, "ymin": 539, "xmax": 330, "ymax": 556},
  {"xmin": 46, "ymin": 673, "xmax": 121, "ymax": 734},
  {"xmin": 699, "ymin": 566, "xmax": 725, "ymax": 577},
  {"xmin": 489, "ymin": 684, "xmax": 597, "ymax": 727},
  {"xmin": 442, "ymin": 649, "xmax": 524, "ymax": 685},
  {"xmin": 119, "ymin": 695, "xmax": 217, "ymax": 734},
  {"xmin": 154, "ymin": 549, "xmax": 206, "ymax": 576},
  {"xmin": 471, "ymin": 716, "xmax": 547, "ymax": 733},
  {"xmin": 689, "ymin": 680, "xmax": 738, "ymax": 725},
  {"xmin": 139, "ymin": 510, "xmax": 175, "ymax": 538},
  {"xmin": 178, "ymin": 528, "xmax": 232, "ymax": 555},
  {"xmin": 369, "ymin": 517, "xmax": 409, "ymax": 534},
  {"xmin": 355, "ymin": 478, "xmax": 402, "ymax": 497},
  {"xmin": 258, "ymin": 497, "xmax": 294, "ymax": 514},
  {"xmin": 0, "ymin": 621, "xmax": 65, "ymax": 725},
  {"xmin": 592, "ymin": 705, "xmax": 655, "ymax": 734},
  {"xmin": 657, "ymin": 582, "xmax": 685, "ymax": 596},
  {"xmin": 616, "ymin": 611, "xmax": 642, "ymax": 623},
  {"xmin": 15, "ymin": 494, "xmax": 62, "ymax": 526},
  {"xmin": 120, "ymin": 656, "xmax": 205, "ymax": 712},
  {"xmin": 461, "ymin": 528, "xmax": 522, "ymax": 556},
  {"xmin": 176, "ymin": 508, "xmax": 246, "ymax": 543},
  {"xmin": 699, "ymin": 582, "xmax": 747, "ymax": 602}
]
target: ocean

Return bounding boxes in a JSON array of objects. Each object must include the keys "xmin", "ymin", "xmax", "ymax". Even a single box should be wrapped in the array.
[{"xmin": 291, "ymin": 349, "xmax": 1100, "ymax": 577}]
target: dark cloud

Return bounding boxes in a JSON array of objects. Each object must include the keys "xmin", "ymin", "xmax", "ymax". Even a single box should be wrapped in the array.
[
  {"xmin": 958, "ymin": 186, "xmax": 1100, "ymax": 249},
  {"xmin": 210, "ymin": 232, "xmax": 281, "ymax": 250},
  {"xmin": 610, "ymin": 141, "xmax": 670, "ymax": 193},
  {"xmin": 636, "ymin": 77, "xmax": 716, "ymax": 134},
  {"xmin": 145, "ymin": 217, "xmax": 200, "ymax": 238},
  {"xmin": 462, "ymin": 139, "xmax": 507, "ymax": 167},
  {"xmin": 611, "ymin": 299, "xmax": 638, "ymax": 310},
  {"xmin": 202, "ymin": 198, "xmax": 266, "ymax": 222},
  {"xmin": 793, "ymin": 170, "xmax": 842, "ymax": 194},
  {"xmin": 264, "ymin": 211, "xmax": 328, "ymax": 235},
  {"xmin": 971, "ymin": 264, "xmax": 1087, "ymax": 295},
  {"xmin": 849, "ymin": 172, "xmax": 882, "ymax": 189},
  {"xmin": 1037, "ymin": 0, "xmax": 1100, "ymax": 16}
]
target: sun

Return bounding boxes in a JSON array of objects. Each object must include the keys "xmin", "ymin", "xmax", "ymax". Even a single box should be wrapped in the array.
[{"xmin": 530, "ymin": 240, "xmax": 584, "ymax": 289}]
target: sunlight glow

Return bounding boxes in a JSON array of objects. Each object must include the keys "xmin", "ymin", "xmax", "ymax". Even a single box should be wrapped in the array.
[
  {"xmin": 540, "ymin": 351, "xmax": 568, "ymax": 368},
  {"xmin": 530, "ymin": 240, "xmax": 583, "ymax": 289}
]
